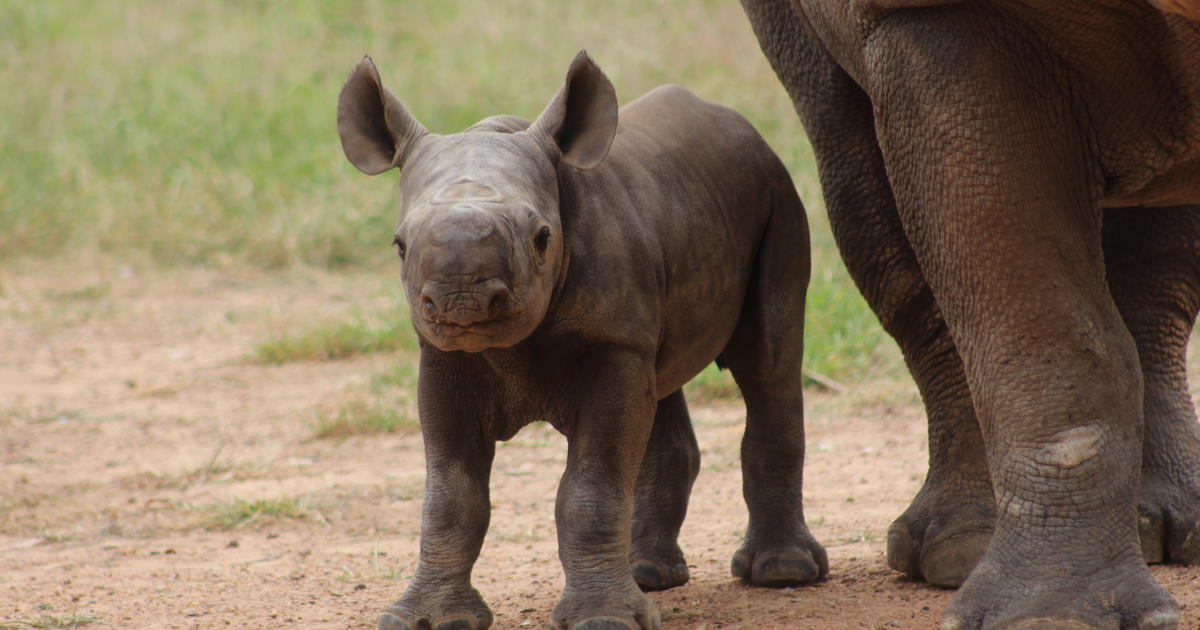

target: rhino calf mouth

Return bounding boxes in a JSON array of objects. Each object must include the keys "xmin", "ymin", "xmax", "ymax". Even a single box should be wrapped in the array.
[
  {"xmin": 427, "ymin": 310, "xmax": 524, "ymax": 334},
  {"xmin": 419, "ymin": 307, "xmax": 529, "ymax": 352}
]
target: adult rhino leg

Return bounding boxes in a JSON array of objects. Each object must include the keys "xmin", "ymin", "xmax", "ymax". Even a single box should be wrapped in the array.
[
  {"xmin": 742, "ymin": 0, "xmax": 992, "ymax": 588},
  {"xmin": 869, "ymin": 8, "xmax": 1176, "ymax": 628},
  {"xmin": 720, "ymin": 159, "xmax": 827, "ymax": 587},
  {"xmin": 629, "ymin": 389, "xmax": 700, "ymax": 591},
  {"xmin": 1104, "ymin": 206, "xmax": 1200, "ymax": 565}
]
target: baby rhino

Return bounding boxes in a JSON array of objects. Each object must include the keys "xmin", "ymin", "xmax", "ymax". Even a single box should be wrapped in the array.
[{"xmin": 337, "ymin": 52, "xmax": 824, "ymax": 630}]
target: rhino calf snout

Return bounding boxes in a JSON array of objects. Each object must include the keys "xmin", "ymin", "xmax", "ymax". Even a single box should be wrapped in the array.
[
  {"xmin": 420, "ymin": 278, "xmax": 513, "ymax": 327},
  {"xmin": 398, "ymin": 199, "xmax": 544, "ymax": 351}
]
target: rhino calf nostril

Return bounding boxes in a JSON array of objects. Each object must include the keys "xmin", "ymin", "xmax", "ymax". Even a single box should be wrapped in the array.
[{"xmin": 489, "ymin": 287, "xmax": 510, "ymax": 314}]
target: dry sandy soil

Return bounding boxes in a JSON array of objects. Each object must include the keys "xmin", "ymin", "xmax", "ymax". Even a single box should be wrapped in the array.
[{"xmin": 2, "ymin": 265, "xmax": 1198, "ymax": 629}]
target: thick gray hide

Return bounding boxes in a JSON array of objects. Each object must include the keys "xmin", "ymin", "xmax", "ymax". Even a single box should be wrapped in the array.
[{"xmin": 741, "ymin": 1, "xmax": 1200, "ymax": 629}]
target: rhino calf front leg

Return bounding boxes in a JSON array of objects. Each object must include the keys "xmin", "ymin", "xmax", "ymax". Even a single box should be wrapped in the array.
[
  {"xmin": 380, "ymin": 358, "xmax": 497, "ymax": 630},
  {"xmin": 552, "ymin": 350, "xmax": 660, "ymax": 630}
]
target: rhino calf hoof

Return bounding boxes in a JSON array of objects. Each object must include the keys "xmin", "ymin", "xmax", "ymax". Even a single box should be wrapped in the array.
[
  {"xmin": 570, "ymin": 617, "xmax": 641, "ymax": 630},
  {"xmin": 630, "ymin": 557, "xmax": 689, "ymax": 591},
  {"xmin": 731, "ymin": 548, "xmax": 823, "ymax": 586},
  {"xmin": 972, "ymin": 619, "xmax": 1113, "ymax": 630},
  {"xmin": 432, "ymin": 621, "xmax": 478, "ymax": 630},
  {"xmin": 379, "ymin": 611, "xmax": 489, "ymax": 630},
  {"xmin": 378, "ymin": 611, "xmax": 423, "ymax": 630}
]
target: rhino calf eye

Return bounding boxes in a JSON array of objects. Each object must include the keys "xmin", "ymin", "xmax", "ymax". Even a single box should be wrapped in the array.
[
  {"xmin": 393, "ymin": 235, "xmax": 407, "ymax": 260},
  {"xmin": 533, "ymin": 226, "xmax": 551, "ymax": 253}
]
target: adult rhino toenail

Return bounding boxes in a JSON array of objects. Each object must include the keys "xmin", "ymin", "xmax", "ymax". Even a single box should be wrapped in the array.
[{"xmin": 920, "ymin": 530, "xmax": 990, "ymax": 588}]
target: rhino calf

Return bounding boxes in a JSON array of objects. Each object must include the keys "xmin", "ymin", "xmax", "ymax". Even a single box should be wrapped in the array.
[{"xmin": 338, "ymin": 52, "xmax": 823, "ymax": 630}]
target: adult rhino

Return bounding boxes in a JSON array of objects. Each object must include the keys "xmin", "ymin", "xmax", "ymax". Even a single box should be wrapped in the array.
[{"xmin": 742, "ymin": 0, "xmax": 1200, "ymax": 628}]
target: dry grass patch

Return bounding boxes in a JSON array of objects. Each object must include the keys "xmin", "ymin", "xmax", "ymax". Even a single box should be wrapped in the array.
[
  {"xmin": 311, "ymin": 397, "xmax": 415, "ymax": 439},
  {"xmin": 202, "ymin": 497, "xmax": 309, "ymax": 530},
  {"xmin": 254, "ymin": 313, "xmax": 416, "ymax": 364},
  {"xmin": 0, "ymin": 615, "xmax": 99, "ymax": 629},
  {"xmin": 308, "ymin": 359, "xmax": 420, "ymax": 439}
]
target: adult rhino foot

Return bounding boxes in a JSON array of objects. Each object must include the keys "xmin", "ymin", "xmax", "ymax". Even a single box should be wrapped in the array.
[
  {"xmin": 377, "ymin": 587, "xmax": 492, "ymax": 630},
  {"xmin": 1138, "ymin": 471, "xmax": 1200, "ymax": 564},
  {"xmin": 550, "ymin": 583, "xmax": 660, "ymax": 630},
  {"xmin": 730, "ymin": 535, "xmax": 827, "ymax": 586},
  {"xmin": 944, "ymin": 616, "xmax": 1177, "ymax": 630},
  {"xmin": 942, "ymin": 612, "xmax": 1177, "ymax": 630},
  {"xmin": 887, "ymin": 480, "xmax": 995, "ymax": 588},
  {"xmin": 629, "ymin": 544, "xmax": 689, "ymax": 591},
  {"xmin": 940, "ymin": 551, "xmax": 1178, "ymax": 630}
]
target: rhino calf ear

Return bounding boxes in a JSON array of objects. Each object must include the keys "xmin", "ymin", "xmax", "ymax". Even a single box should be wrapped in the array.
[
  {"xmin": 337, "ymin": 57, "xmax": 428, "ymax": 175},
  {"xmin": 532, "ymin": 51, "xmax": 618, "ymax": 169}
]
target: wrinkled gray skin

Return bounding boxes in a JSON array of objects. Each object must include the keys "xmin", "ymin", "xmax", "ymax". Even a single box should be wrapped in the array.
[
  {"xmin": 742, "ymin": 0, "xmax": 1200, "ymax": 628},
  {"xmin": 337, "ymin": 52, "xmax": 824, "ymax": 630}
]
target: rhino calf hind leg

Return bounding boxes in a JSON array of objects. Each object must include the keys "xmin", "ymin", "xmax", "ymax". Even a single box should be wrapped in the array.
[
  {"xmin": 721, "ymin": 181, "xmax": 827, "ymax": 587},
  {"xmin": 726, "ymin": 376, "xmax": 827, "ymax": 587},
  {"xmin": 629, "ymin": 390, "xmax": 700, "ymax": 591}
]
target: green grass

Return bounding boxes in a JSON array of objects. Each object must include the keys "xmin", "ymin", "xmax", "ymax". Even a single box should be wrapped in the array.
[
  {"xmin": 203, "ymin": 497, "xmax": 308, "ymax": 529},
  {"xmin": 255, "ymin": 314, "xmax": 415, "ymax": 362},
  {"xmin": 370, "ymin": 362, "xmax": 419, "ymax": 391},
  {"xmin": 255, "ymin": 309, "xmax": 418, "ymax": 363},
  {"xmin": 1, "ymin": 0, "xmax": 818, "ymax": 268},
  {"xmin": 312, "ymin": 396, "xmax": 415, "ymax": 439},
  {"xmin": 254, "ymin": 285, "xmax": 420, "ymax": 364},
  {"xmin": 308, "ymin": 358, "xmax": 419, "ymax": 439},
  {"xmin": 7, "ymin": 1, "xmax": 903, "ymax": 386},
  {"xmin": 685, "ymin": 364, "xmax": 742, "ymax": 402},
  {"xmin": 803, "ymin": 218, "xmax": 901, "ymax": 382}
]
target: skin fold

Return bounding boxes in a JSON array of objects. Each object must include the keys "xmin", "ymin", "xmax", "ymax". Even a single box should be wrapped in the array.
[
  {"xmin": 742, "ymin": 0, "xmax": 1200, "ymax": 628},
  {"xmin": 337, "ymin": 52, "xmax": 824, "ymax": 630}
]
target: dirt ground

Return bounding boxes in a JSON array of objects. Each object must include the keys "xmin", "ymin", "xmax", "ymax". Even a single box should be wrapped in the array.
[{"xmin": 2, "ymin": 266, "xmax": 1199, "ymax": 630}]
